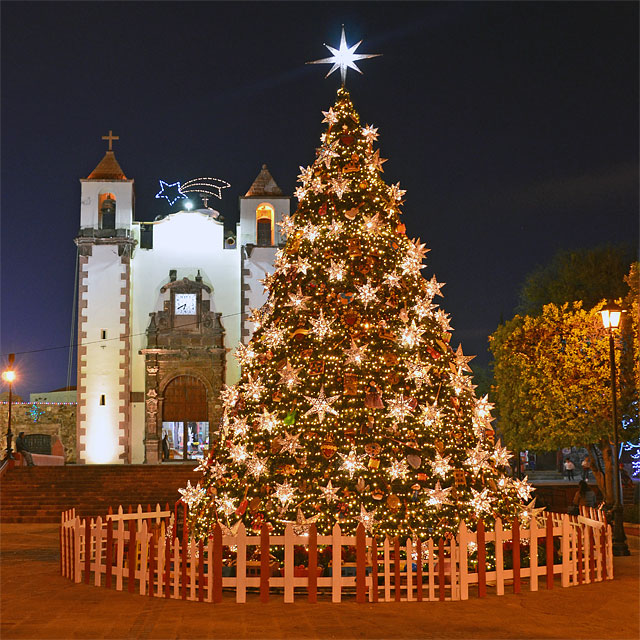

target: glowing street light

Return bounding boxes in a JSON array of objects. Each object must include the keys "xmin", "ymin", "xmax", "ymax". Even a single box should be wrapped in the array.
[
  {"xmin": 600, "ymin": 300, "xmax": 629, "ymax": 556},
  {"xmin": 2, "ymin": 354, "xmax": 16, "ymax": 461}
]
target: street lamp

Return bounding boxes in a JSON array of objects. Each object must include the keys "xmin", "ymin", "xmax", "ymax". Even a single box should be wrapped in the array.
[
  {"xmin": 599, "ymin": 301, "xmax": 630, "ymax": 556},
  {"xmin": 2, "ymin": 354, "xmax": 16, "ymax": 461}
]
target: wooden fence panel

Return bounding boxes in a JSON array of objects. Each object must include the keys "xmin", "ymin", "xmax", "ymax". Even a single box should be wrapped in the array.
[
  {"xmin": 212, "ymin": 524, "xmax": 222, "ymax": 603},
  {"xmin": 427, "ymin": 538, "xmax": 435, "ymax": 602},
  {"xmin": 84, "ymin": 519, "xmax": 91, "ymax": 585},
  {"xmin": 512, "ymin": 519, "xmax": 521, "ymax": 594},
  {"xmin": 545, "ymin": 514, "xmax": 554, "ymax": 589},
  {"xmin": 308, "ymin": 525, "xmax": 318, "ymax": 604},
  {"xmin": 139, "ymin": 521, "xmax": 148, "ymax": 596},
  {"xmin": 59, "ymin": 505, "xmax": 613, "ymax": 605},
  {"xmin": 370, "ymin": 537, "xmax": 379, "ymax": 603},
  {"xmin": 495, "ymin": 518, "xmax": 504, "ymax": 596},
  {"xmin": 383, "ymin": 537, "xmax": 391, "ymax": 602},
  {"xmin": 449, "ymin": 537, "xmax": 458, "ymax": 601},
  {"xmin": 405, "ymin": 538, "xmax": 414, "ymax": 602},
  {"xmin": 394, "ymin": 537, "xmax": 401, "ymax": 602},
  {"xmin": 236, "ymin": 523, "xmax": 247, "ymax": 603},
  {"xmin": 415, "ymin": 538, "xmax": 423, "ymax": 602},
  {"xmin": 284, "ymin": 524, "xmax": 295, "ymax": 603},
  {"xmin": 356, "ymin": 524, "xmax": 366, "ymax": 603},
  {"xmin": 332, "ymin": 524, "xmax": 342, "ymax": 603},
  {"xmin": 260, "ymin": 524, "xmax": 270, "ymax": 603},
  {"xmin": 477, "ymin": 519, "xmax": 486, "ymax": 598}
]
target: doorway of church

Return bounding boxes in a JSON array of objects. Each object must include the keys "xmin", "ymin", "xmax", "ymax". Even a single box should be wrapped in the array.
[
  {"xmin": 162, "ymin": 421, "xmax": 209, "ymax": 461},
  {"xmin": 162, "ymin": 375, "xmax": 209, "ymax": 461}
]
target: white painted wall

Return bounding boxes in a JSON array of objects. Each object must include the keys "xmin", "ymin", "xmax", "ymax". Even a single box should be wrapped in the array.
[
  {"xmin": 130, "ymin": 208, "xmax": 242, "ymax": 403},
  {"xmin": 242, "ymin": 246, "xmax": 278, "ymax": 343},
  {"xmin": 80, "ymin": 245, "xmax": 128, "ymax": 464}
]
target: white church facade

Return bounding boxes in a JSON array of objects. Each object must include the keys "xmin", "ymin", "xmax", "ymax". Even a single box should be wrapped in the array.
[{"xmin": 75, "ymin": 140, "xmax": 290, "ymax": 464}]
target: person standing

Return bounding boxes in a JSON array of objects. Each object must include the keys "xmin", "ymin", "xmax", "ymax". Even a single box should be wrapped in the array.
[
  {"xmin": 564, "ymin": 458, "xmax": 575, "ymax": 481},
  {"xmin": 15, "ymin": 432, "xmax": 35, "ymax": 466},
  {"xmin": 162, "ymin": 433, "xmax": 170, "ymax": 461},
  {"xmin": 581, "ymin": 455, "xmax": 591, "ymax": 481},
  {"xmin": 572, "ymin": 480, "xmax": 597, "ymax": 510}
]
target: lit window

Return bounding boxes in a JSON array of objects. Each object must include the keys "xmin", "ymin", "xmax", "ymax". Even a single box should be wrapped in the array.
[{"xmin": 256, "ymin": 203, "xmax": 274, "ymax": 246}]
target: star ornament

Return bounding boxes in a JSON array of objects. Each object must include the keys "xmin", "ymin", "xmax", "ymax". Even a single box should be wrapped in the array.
[
  {"xmin": 338, "ymin": 449, "xmax": 366, "ymax": 478},
  {"xmin": 385, "ymin": 393, "xmax": 416, "ymax": 422},
  {"xmin": 307, "ymin": 25, "xmax": 381, "ymax": 86},
  {"xmin": 319, "ymin": 480, "xmax": 340, "ymax": 504},
  {"xmin": 278, "ymin": 361, "xmax": 303, "ymax": 388},
  {"xmin": 283, "ymin": 509, "xmax": 321, "ymax": 535},
  {"xmin": 274, "ymin": 481, "xmax": 297, "ymax": 508},
  {"xmin": 356, "ymin": 504, "xmax": 379, "ymax": 533},
  {"xmin": 304, "ymin": 386, "xmax": 340, "ymax": 423},
  {"xmin": 178, "ymin": 480, "xmax": 206, "ymax": 509},
  {"xmin": 344, "ymin": 339, "xmax": 366, "ymax": 367},
  {"xmin": 310, "ymin": 309, "xmax": 335, "ymax": 340},
  {"xmin": 425, "ymin": 481, "xmax": 453, "ymax": 509},
  {"xmin": 155, "ymin": 179, "xmax": 187, "ymax": 205}
]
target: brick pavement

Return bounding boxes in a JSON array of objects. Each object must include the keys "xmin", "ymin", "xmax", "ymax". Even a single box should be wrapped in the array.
[{"xmin": 1, "ymin": 523, "xmax": 638, "ymax": 639}]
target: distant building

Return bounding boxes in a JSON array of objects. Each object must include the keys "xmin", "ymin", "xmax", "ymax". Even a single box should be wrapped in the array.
[
  {"xmin": 75, "ymin": 138, "xmax": 290, "ymax": 464},
  {"xmin": 30, "ymin": 386, "xmax": 77, "ymax": 404}
]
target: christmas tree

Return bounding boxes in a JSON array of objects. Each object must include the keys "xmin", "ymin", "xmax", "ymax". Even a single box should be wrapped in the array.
[{"xmin": 182, "ymin": 87, "xmax": 533, "ymax": 542}]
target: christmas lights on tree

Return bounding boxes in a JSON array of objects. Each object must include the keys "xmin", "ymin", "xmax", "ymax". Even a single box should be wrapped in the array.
[{"xmin": 184, "ymin": 87, "xmax": 532, "ymax": 542}]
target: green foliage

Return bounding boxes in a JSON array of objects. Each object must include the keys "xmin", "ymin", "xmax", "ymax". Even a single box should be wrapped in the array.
[
  {"xmin": 516, "ymin": 245, "xmax": 635, "ymax": 316},
  {"xmin": 490, "ymin": 293, "xmax": 639, "ymax": 453}
]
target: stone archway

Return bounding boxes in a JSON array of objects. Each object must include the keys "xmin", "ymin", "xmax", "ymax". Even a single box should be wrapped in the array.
[{"xmin": 161, "ymin": 375, "xmax": 209, "ymax": 461}]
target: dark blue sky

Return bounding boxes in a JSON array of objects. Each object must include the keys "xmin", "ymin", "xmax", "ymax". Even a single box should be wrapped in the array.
[{"xmin": 1, "ymin": 2, "xmax": 638, "ymax": 399}]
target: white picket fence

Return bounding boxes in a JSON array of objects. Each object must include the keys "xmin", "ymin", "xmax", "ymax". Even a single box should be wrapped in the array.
[{"xmin": 60, "ymin": 505, "xmax": 613, "ymax": 604}]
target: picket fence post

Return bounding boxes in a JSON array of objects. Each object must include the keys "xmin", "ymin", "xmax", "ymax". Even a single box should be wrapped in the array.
[
  {"xmin": 74, "ymin": 518, "xmax": 82, "ymax": 583},
  {"xmin": 356, "ymin": 524, "xmax": 366, "ymax": 603},
  {"xmin": 236, "ymin": 523, "xmax": 247, "ymax": 603},
  {"xmin": 561, "ymin": 515, "xmax": 571, "ymax": 587},
  {"xmin": 94, "ymin": 516, "xmax": 103, "ymax": 587},
  {"xmin": 331, "ymin": 523, "xmax": 342, "ymax": 603},
  {"xmin": 477, "ymin": 519, "xmax": 486, "ymax": 598},
  {"xmin": 458, "ymin": 521, "xmax": 469, "ymax": 600},
  {"xmin": 212, "ymin": 524, "xmax": 222, "ymax": 603},
  {"xmin": 405, "ymin": 537, "xmax": 414, "ymax": 602},
  {"xmin": 383, "ymin": 537, "xmax": 392, "ymax": 602},
  {"xmin": 308, "ymin": 524, "xmax": 318, "ymax": 604},
  {"xmin": 284, "ymin": 524, "xmax": 295, "ymax": 603},
  {"xmin": 427, "ymin": 538, "xmax": 435, "ymax": 601},
  {"xmin": 495, "ymin": 518, "xmax": 505, "ymax": 596}
]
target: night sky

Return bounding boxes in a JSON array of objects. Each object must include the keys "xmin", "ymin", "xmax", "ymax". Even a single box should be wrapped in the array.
[{"xmin": 1, "ymin": 2, "xmax": 638, "ymax": 400}]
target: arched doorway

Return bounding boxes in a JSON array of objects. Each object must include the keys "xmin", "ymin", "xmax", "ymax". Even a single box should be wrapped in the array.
[{"xmin": 162, "ymin": 375, "xmax": 209, "ymax": 461}]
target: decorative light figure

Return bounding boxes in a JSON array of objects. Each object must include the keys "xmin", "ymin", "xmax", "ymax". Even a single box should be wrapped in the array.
[
  {"xmin": 307, "ymin": 25, "xmax": 381, "ymax": 86},
  {"xmin": 155, "ymin": 180, "xmax": 186, "ymax": 205}
]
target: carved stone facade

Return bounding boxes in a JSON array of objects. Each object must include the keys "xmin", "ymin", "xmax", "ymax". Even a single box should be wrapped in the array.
[{"xmin": 141, "ymin": 276, "xmax": 226, "ymax": 464}]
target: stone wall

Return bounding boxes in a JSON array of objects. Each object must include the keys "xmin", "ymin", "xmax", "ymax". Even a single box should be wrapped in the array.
[{"xmin": 0, "ymin": 403, "xmax": 77, "ymax": 463}]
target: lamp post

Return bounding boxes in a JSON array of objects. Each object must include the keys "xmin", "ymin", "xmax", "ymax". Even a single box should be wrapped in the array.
[
  {"xmin": 599, "ymin": 301, "xmax": 630, "ymax": 556},
  {"xmin": 2, "ymin": 354, "xmax": 16, "ymax": 461}
]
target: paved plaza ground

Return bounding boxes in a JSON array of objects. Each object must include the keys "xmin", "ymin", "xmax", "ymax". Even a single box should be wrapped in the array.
[{"xmin": 1, "ymin": 523, "xmax": 638, "ymax": 639}]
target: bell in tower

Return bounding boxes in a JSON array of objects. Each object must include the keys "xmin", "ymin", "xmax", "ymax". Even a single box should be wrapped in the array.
[{"xmin": 100, "ymin": 195, "xmax": 116, "ymax": 230}]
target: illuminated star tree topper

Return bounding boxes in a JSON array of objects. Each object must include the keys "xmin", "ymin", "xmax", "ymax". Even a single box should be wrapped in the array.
[{"xmin": 307, "ymin": 25, "xmax": 381, "ymax": 86}]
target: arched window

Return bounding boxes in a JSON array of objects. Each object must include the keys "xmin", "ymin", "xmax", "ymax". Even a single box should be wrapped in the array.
[
  {"xmin": 256, "ymin": 203, "xmax": 274, "ymax": 246},
  {"xmin": 98, "ymin": 192, "xmax": 116, "ymax": 230}
]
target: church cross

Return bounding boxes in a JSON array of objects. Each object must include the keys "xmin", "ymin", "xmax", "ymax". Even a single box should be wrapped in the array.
[{"xmin": 102, "ymin": 130, "xmax": 119, "ymax": 151}]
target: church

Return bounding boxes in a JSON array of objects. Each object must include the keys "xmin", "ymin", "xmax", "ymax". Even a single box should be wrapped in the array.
[{"xmin": 75, "ymin": 134, "xmax": 290, "ymax": 465}]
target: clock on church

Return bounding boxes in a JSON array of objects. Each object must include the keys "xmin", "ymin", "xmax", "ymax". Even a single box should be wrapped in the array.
[{"xmin": 175, "ymin": 293, "xmax": 196, "ymax": 315}]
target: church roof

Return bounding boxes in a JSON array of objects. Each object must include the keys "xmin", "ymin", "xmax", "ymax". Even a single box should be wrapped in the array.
[
  {"xmin": 86, "ymin": 151, "xmax": 127, "ymax": 181},
  {"xmin": 245, "ymin": 164, "xmax": 283, "ymax": 197}
]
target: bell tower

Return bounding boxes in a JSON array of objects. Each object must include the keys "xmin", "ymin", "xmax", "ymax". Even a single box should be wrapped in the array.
[
  {"xmin": 238, "ymin": 164, "xmax": 291, "ymax": 343},
  {"xmin": 75, "ymin": 131, "xmax": 135, "ymax": 464}
]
